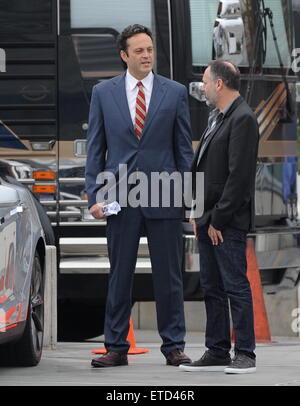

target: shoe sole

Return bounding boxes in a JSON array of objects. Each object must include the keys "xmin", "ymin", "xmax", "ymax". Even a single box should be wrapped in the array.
[
  {"xmin": 91, "ymin": 361, "xmax": 128, "ymax": 368},
  {"xmin": 179, "ymin": 364, "xmax": 229, "ymax": 372},
  {"xmin": 224, "ymin": 367, "xmax": 256, "ymax": 374},
  {"xmin": 166, "ymin": 359, "xmax": 191, "ymax": 366}
]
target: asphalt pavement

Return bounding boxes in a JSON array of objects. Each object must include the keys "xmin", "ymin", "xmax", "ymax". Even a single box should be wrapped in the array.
[{"xmin": 1, "ymin": 330, "xmax": 300, "ymax": 387}]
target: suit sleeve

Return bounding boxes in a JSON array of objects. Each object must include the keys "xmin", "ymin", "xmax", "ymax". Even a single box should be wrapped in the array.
[
  {"xmin": 210, "ymin": 113, "xmax": 259, "ymax": 230},
  {"xmin": 173, "ymin": 86, "xmax": 194, "ymax": 175},
  {"xmin": 85, "ymin": 85, "xmax": 107, "ymax": 209}
]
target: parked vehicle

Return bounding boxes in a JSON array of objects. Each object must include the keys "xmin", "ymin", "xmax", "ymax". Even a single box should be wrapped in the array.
[{"xmin": 0, "ymin": 173, "xmax": 47, "ymax": 366}]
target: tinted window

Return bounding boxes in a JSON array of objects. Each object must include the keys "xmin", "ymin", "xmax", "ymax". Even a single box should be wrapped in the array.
[
  {"xmin": 0, "ymin": 0, "xmax": 52, "ymax": 34},
  {"xmin": 70, "ymin": 0, "xmax": 153, "ymax": 32},
  {"xmin": 72, "ymin": 34, "xmax": 123, "ymax": 79}
]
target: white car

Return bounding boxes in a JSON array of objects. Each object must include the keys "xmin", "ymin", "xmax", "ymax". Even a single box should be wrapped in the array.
[{"xmin": 0, "ymin": 178, "xmax": 48, "ymax": 366}]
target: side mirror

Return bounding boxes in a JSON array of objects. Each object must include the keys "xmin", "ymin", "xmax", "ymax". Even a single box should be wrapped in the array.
[
  {"xmin": 0, "ymin": 185, "xmax": 20, "ymax": 206},
  {"xmin": 189, "ymin": 82, "xmax": 206, "ymax": 102}
]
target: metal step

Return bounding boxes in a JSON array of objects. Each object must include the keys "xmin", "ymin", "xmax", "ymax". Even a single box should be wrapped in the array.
[
  {"xmin": 17, "ymin": 178, "xmax": 85, "ymax": 185},
  {"xmin": 47, "ymin": 211, "xmax": 82, "ymax": 218},
  {"xmin": 52, "ymin": 221, "xmax": 107, "ymax": 227},
  {"xmin": 59, "ymin": 237, "xmax": 151, "ymax": 274},
  {"xmin": 59, "ymin": 237, "xmax": 150, "ymax": 256},
  {"xmin": 59, "ymin": 256, "xmax": 152, "ymax": 274}
]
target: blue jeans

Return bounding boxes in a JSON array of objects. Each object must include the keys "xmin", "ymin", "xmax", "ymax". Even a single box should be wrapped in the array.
[{"xmin": 198, "ymin": 225, "xmax": 256, "ymax": 358}]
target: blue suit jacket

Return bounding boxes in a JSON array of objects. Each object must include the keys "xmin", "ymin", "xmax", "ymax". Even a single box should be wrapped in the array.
[{"xmin": 85, "ymin": 72, "xmax": 193, "ymax": 219}]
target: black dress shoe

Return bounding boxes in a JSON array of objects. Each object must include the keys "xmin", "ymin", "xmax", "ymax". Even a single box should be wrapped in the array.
[
  {"xmin": 91, "ymin": 351, "xmax": 128, "ymax": 368},
  {"xmin": 166, "ymin": 349, "xmax": 191, "ymax": 366}
]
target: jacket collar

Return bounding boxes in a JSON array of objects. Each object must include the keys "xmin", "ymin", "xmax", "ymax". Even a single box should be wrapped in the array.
[{"xmin": 222, "ymin": 95, "xmax": 243, "ymax": 118}]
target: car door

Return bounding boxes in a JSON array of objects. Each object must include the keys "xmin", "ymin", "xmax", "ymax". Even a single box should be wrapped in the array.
[{"xmin": 0, "ymin": 184, "xmax": 31, "ymax": 334}]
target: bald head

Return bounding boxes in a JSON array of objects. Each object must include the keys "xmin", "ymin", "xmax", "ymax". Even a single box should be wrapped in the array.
[
  {"xmin": 202, "ymin": 60, "xmax": 241, "ymax": 111},
  {"xmin": 208, "ymin": 59, "xmax": 240, "ymax": 91}
]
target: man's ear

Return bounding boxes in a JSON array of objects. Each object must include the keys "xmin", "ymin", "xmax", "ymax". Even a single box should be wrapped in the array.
[
  {"xmin": 216, "ymin": 78, "xmax": 223, "ymax": 91},
  {"xmin": 120, "ymin": 50, "xmax": 128, "ymax": 64}
]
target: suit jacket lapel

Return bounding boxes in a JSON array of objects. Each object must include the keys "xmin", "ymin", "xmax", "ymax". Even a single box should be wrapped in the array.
[
  {"xmin": 142, "ymin": 74, "xmax": 167, "ymax": 137},
  {"xmin": 197, "ymin": 118, "xmax": 224, "ymax": 164},
  {"xmin": 191, "ymin": 126, "xmax": 209, "ymax": 171},
  {"xmin": 111, "ymin": 73, "xmax": 136, "ymax": 136},
  {"xmin": 193, "ymin": 96, "xmax": 244, "ymax": 169}
]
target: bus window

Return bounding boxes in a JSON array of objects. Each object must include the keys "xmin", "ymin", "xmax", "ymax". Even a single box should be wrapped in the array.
[
  {"xmin": 69, "ymin": 0, "xmax": 156, "ymax": 81},
  {"xmin": 189, "ymin": 0, "xmax": 247, "ymax": 68},
  {"xmin": 189, "ymin": 0, "xmax": 219, "ymax": 68},
  {"xmin": 189, "ymin": 0, "xmax": 292, "ymax": 70},
  {"xmin": 0, "ymin": 0, "xmax": 52, "ymax": 34},
  {"xmin": 72, "ymin": 33, "xmax": 123, "ymax": 79},
  {"xmin": 262, "ymin": 0, "xmax": 291, "ymax": 69},
  {"xmin": 70, "ymin": 0, "xmax": 152, "ymax": 32}
]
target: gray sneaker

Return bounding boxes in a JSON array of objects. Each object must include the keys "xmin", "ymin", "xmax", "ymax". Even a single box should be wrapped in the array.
[
  {"xmin": 179, "ymin": 350, "xmax": 231, "ymax": 372},
  {"xmin": 224, "ymin": 353, "xmax": 256, "ymax": 374}
]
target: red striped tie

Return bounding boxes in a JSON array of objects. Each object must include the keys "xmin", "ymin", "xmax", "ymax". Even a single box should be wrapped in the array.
[{"xmin": 135, "ymin": 81, "xmax": 146, "ymax": 139}]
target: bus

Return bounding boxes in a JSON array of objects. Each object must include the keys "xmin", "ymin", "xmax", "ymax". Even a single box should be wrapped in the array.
[{"xmin": 0, "ymin": 0, "xmax": 299, "ymax": 340}]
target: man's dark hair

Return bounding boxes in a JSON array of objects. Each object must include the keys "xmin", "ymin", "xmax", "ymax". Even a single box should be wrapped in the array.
[
  {"xmin": 208, "ymin": 60, "xmax": 240, "ymax": 91},
  {"xmin": 117, "ymin": 24, "xmax": 153, "ymax": 53},
  {"xmin": 117, "ymin": 24, "xmax": 153, "ymax": 69}
]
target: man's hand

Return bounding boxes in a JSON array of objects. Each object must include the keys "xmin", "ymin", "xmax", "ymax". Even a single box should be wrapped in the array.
[
  {"xmin": 208, "ymin": 224, "xmax": 224, "ymax": 245},
  {"xmin": 89, "ymin": 202, "xmax": 106, "ymax": 219}
]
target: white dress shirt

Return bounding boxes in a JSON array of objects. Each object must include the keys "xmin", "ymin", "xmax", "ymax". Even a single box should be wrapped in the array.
[{"xmin": 125, "ymin": 69, "xmax": 154, "ymax": 125}]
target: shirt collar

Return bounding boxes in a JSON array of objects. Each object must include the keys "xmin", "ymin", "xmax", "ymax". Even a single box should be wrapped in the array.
[{"xmin": 126, "ymin": 69, "xmax": 154, "ymax": 91}]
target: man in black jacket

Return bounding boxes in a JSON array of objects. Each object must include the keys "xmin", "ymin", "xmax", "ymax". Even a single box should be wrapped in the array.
[{"xmin": 180, "ymin": 60, "xmax": 259, "ymax": 374}]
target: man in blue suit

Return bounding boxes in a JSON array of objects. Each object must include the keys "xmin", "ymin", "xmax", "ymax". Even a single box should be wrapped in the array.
[{"xmin": 85, "ymin": 24, "xmax": 194, "ymax": 367}]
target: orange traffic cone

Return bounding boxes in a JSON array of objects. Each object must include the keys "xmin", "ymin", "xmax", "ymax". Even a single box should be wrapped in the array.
[
  {"xmin": 91, "ymin": 316, "xmax": 150, "ymax": 355},
  {"xmin": 232, "ymin": 238, "xmax": 272, "ymax": 343}
]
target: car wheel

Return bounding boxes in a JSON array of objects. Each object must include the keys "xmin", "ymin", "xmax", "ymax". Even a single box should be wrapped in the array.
[{"xmin": 0, "ymin": 253, "xmax": 44, "ymax": 366}]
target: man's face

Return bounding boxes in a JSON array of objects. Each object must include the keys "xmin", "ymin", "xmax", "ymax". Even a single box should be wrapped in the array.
[
  {"xmin": 202, "ymin": 67, "xmax": 218, "ymax": 108},
  {"xmin": 120, "ymin": 33, "xmax": 154, "ymax": 79}
]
